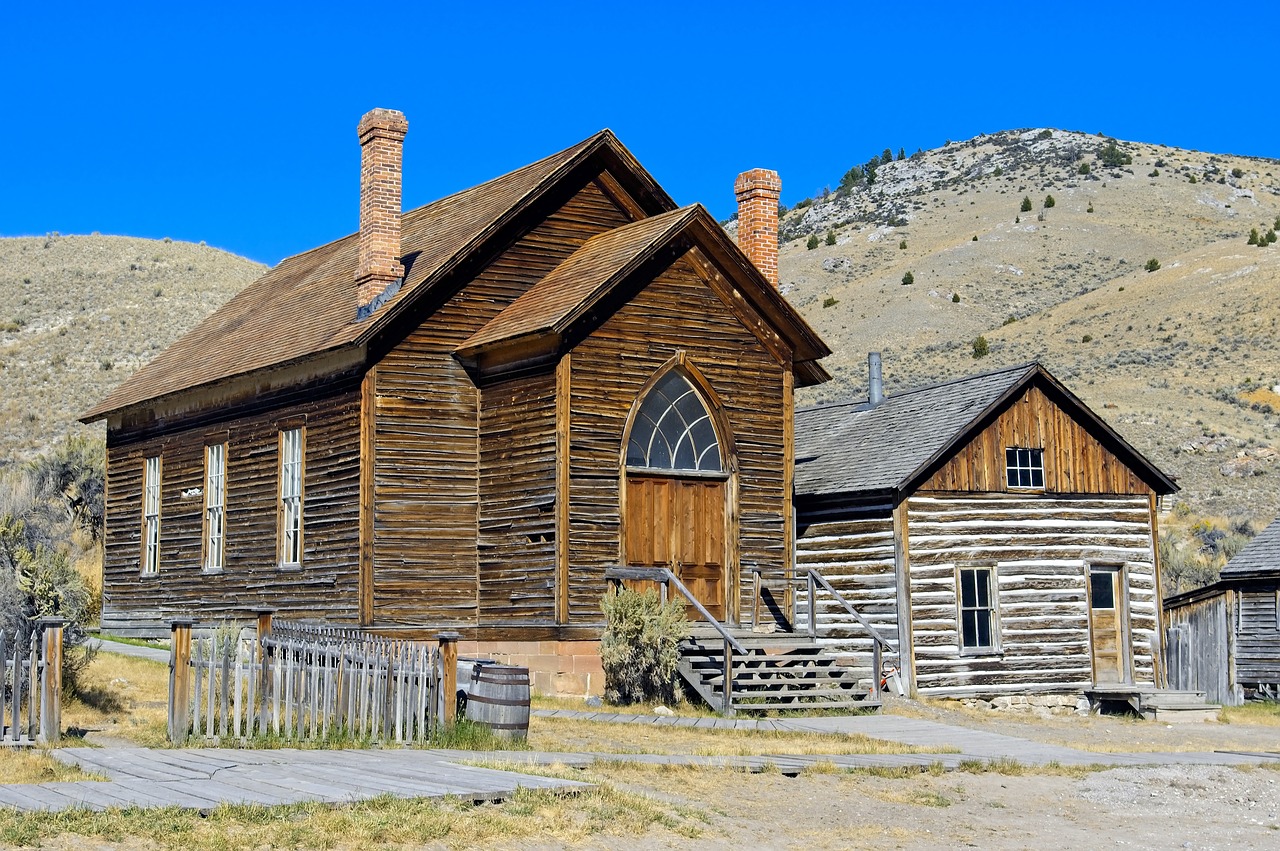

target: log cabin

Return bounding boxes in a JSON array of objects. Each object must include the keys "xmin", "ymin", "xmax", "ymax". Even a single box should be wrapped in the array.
[
  {"xmin": 794, "ymin": 357, "xmax": 1180, "ymax": 709},
  {"xmin": 81, "ymin": 109, "xmax": 831, "ymax": 695},
  {"xmin": 1165, "ymin": 516, "xmax": 1280, "ymax": 705}
]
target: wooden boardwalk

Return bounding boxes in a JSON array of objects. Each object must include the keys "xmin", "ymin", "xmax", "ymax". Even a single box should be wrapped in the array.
[{"xmin": 0, "ymin": 747, "xmax": 590, "ymax": 812}]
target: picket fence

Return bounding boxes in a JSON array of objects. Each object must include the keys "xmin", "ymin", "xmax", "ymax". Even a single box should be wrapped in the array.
[
  {"xmin": 1, "ymin": 619, "xmax": 64, "ymax": 747},
  {"xmin": 168, "ymin": 616, "xmax": 460, "ymax": 745}
]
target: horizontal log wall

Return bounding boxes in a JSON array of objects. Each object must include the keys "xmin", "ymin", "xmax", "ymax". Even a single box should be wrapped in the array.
[
  {"xmin": 102, "ymin": 389, "xmax": 362, "ymax": 635},
  {"xmin": 922, "ymin": 385, "xmax": 1153, "ymax": 495},
  {"xmin": 906, "ymin": 493, "xmax": 1159, "ymax": 697},
  {"xmin": 372, "ymin": 179, "xmax": 631, "ymax": 626},
  {"xmin": 1237, "ymin": 586, "xmax": 1280, "ymax": 684},
  {"xmin": 795, "ymin": 510, "xmax": 899, "ymax": 657},
  {"xmin": 568, "ymin": 252, "xmax": 789, "ymax": 624},
  {"xmin": 477, "ymin": 372, "xmax": 558, "ymax": 624}
]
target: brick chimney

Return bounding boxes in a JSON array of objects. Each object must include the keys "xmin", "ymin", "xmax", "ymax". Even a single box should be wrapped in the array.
[
  {"xmin": 734, "ymin": 168, "xmax": 782, "ymax": 288},
  {"xmin": 355, "ymin": 108, "xmax": 409, "ymax": 315}
]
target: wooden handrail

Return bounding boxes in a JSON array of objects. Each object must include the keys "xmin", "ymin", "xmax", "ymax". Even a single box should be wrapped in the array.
[{"xmin": 803, "ymin": 569, "xmax": 895, "ymax": 650}]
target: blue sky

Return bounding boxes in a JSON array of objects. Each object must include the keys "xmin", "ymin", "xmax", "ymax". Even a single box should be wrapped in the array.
[{"xmin": 3, "ymin": 1, "xmax": 1274, "ymax": 266}]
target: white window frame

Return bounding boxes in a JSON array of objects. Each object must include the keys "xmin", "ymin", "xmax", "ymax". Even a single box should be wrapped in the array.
[
  {"xmin": 278, "ymin": 427, "xmax": 304, "ymax": 567},
  {"xmin": 1005, "ymin": 446, "xmax": 1045, "ymax": 489},
  {"xmin": 142, "ymin": 455, "xmax": 161, "ymax": 576},
  {"xmin": 957, "ymin": 565, "xmax": 1000, "ymax": 654},
  {"xmin": 203, "ymin": 443, "xmax": 226, "ymax": 573}
]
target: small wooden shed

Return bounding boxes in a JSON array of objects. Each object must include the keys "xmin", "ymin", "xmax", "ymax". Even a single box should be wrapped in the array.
[
  {"xmin": 794, "ymin": 360, "xmax": 1178, "ymax": 705},
  {"xmin": 80, "ymin": 110, "xmax": 830, "ymax": 695},
  {"xmin": 1165, "ymin": 517, "xmax": 1280, "ymax": 705}
]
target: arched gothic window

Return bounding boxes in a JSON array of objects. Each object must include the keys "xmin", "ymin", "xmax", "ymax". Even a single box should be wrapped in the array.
[{"xmin": 626, "ymin": 371, "xmax": 722, "ymax": 473}]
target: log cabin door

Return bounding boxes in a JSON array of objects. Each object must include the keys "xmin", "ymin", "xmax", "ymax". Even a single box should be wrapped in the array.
[
  {"xmin": 622, "ymin": 366, "xmax": 732, "ymax": 622},
  {"xmin": 1087, "ymin": 564, "xmax": 1132, "ymax": 684}
]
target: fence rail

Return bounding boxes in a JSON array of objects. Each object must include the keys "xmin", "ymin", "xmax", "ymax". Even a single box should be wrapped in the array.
[
  {"xmin": 1, "ymin": 619, "xmax": 63, "ymax": 747},
  {"xmin": 168, "ymin": 614, "xmax": 460, "ymax": 745}
]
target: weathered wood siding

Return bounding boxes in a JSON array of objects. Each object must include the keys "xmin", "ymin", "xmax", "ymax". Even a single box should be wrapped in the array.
[
  {"xmin": 795, "ymin": 508, "xmax": 899, "ymax": 656},
  {"xmin": 477, "ymin": 372, "xmax": 558, "ymax": 624},
  {"xmin": 568, "ymin": 252, "xmax": 790, "ymax": 623},
  {"xmin": 1166, "ymin": 592, "xmax": 1236, "ymax": 705},
  {"xmin": 921, "ymin": 385, "xmax": 1153, "ymax": 495},
  {"xmin": 101, "ymin": 389, "xmax": 362, "ymax": 635},
  {"xmin": 1237, "ymin": 586, "xmax": 1280, "ymax": 685},
  {"xmin": 371, "ymin": 179, "xmax": 632, "ymax": 625},
  {"xmin": 905, "ymin": 494, "xmax": 1159, "ymax": 697}
]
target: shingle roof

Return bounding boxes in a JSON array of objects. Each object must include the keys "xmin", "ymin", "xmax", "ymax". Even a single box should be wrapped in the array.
[
  {"xmin": 794, "ymin": 361, "xmax": 1176, "ymax": 501},
  {"xmin": 82, "ymin": 130, "xmax": 672, "ymax": 422},
  {"xmin": 1221, "ymin": 516, "xmax": 1280, "ymax": 579}
]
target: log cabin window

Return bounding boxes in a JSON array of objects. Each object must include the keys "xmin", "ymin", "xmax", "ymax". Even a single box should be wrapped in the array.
[
  {"xmin": 202, "ymin": 443, "xmax": 226, "ymax": 573},
  {"xmin": 277, "ymin": 427, "xmax": 304, "ymax": 567},
  {"xmin": 141, "ymin": 455, "xmax": 161, "ymax": 576},
  {"xmin": 1005, "ymin": 447, "xmax": 1044, "ymax": 489},
  {"xmin": 958, "ymin": 566, "xmax": 998, "ymax": 652},
  {"xmin": 625, "ymin": 371, "xmax": 722, "ymax": 473}
]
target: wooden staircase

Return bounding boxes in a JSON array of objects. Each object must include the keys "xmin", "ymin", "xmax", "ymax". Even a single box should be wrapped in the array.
[{"xmin": 677, "ymin": 630, "xmax": 880, "ymax": 713}]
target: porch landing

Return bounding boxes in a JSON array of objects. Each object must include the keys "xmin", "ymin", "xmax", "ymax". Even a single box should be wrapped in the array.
[{"xmin": 1084, "ymin": 685, "xmax": 1221, "ymax": 723}]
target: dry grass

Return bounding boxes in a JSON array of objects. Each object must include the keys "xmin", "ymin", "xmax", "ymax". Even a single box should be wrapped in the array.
[
  {"xmin": 1220, "ymin": 701, "xmax": 1280, "ymax": 726},
  {"xmin": 0, "ymin": 749, "xmax": 103, "ymax": 784},
  {"xmin": 528, "ymin": 714, "xmax": 952, "ymax": 756},
  {"xmin": 61, "ymin": 649, "xmax": 171, "ymax": 747}
]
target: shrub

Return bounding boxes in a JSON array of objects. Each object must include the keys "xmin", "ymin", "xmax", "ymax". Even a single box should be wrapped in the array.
[
  {"xmin": 1098, "ymin": 140, "xmax": 1132, "ymax": 167},
  {"xmin": 1078, "ymin": 162, "xmax": 1090, "ymax": 175},
  {"xmin": 1188, "ymin": 174, "xmax": 1198, "ymax": 184},
  {"xmin": 1248, "ymin": 228, "xmax": 1260, "ymax": 245},
  {"xmin": 822, "ymin": 296, "xmax": 838, "ymax": 308},
  {"xmin": 972, "ymin": 235, "xmax": 978, "ymax": 241},
  {"xmin": 1149, "ymin": 169, "xmax": 1159, "ymax": 177},
  {"xmin": 600, "ymin": 588, "xmax": 686, "ymax": 705},
  {"xmin": 1014, "ymin": 216, "xmax": 1020, "ymax": 224},
  {"xmin": 1145, "ymin": 258, "xmax": 1161, "ymax": 272},
  {"xmin": 993, "ymin": 167, "xmax": 1003, "ymax": 176},
  {"xmin": 806, "ymin": 234, "xmax": 819, "ymax": 250},
  {"xmin": 99, "ymin": 359, "xmax": 113, "ymax": 371},
  {"xmin": 901, "ymin": 271, "xmax": 915, "ymax": 285},
  {"xmin": 1232, "ymin": 167, "xmax": 1244, "ymax": 178},
  {"xmin": 1037, "ymin": 129, "xmax": 1053, "ymax": 140},
  {"xmin": 794, "ymin": 197, "xmax": 813, "ymax": 210},
  {"xmin": 1020, "ymin": 196, "xmax": 1033, "ymax": 212},
  {"xmin": 899, "ymin": 239, "xmax": 907, "ymax": 250},
  {"xmin": 1267, "ymin": 229, "xmax": 1278, "ymax": 244},
  {"xmin": 1002, "ymin": 315, "xmax": 1016, "ymax": 326},
  {"xmin": 825, "ymin": 229, "xmax": 837, "ymax": 246},
  {"xmin": 1043, "ymin": 195, "xmax": 1055, "ymax": 209},
  {"xmin": 1087, "ymin": 204, "xmax": 1095, "ymax": 213},
  {"xmin": 952, "ymin": 292, "xmax": 961, "ymax": 303},
  {"xmin": 1082, "ymin": 334, "xmax": 1093, "ymax": 343},
  {"xmin": 972, "ymin": 336, "xmax": 989, "ymax": 358}
]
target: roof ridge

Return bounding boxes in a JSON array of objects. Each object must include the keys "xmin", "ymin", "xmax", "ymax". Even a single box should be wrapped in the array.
[{"xmin": 797, "ymin": 360, "xmax": 1040, "ymax": 414}]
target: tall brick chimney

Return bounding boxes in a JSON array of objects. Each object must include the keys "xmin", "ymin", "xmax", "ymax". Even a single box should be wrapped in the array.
[
  {"xmin": 355, "ymin": 108, "xmax": 409, "ymax": 315},
  {"xmin": 734, "ymin": 168, "xmax": 782, "ymax": 288}
]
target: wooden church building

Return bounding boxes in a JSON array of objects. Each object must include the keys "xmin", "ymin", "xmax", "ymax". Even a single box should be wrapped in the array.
[
  {"xmin": 82, "ymin": 109, "xmax": 830, "ymax": 694},
  {"xmin": 794, "ymin": 358, "xmax": 1179, "ymax": 705}
]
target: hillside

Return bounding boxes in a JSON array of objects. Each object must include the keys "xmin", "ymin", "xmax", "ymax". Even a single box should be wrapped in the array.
[
  {"xmin": 776, "ymin": 129, "xmax": 1280, "ymax": 522},
  {"xmin": 0, "ymin": 235, "xmax": 264, "ymax": 466}
]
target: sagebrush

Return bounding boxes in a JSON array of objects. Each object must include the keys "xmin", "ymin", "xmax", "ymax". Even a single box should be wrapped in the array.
[{"xmin": 600, "ymin": 588, "xmax": 686, "ymax": 705}]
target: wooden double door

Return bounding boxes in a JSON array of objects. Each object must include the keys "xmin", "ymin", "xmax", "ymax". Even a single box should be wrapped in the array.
[{"xmin": 624, "ymin": 475, "xmax": 728, "ymax": 620}]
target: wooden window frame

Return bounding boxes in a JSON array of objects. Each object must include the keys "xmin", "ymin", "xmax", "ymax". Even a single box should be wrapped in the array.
[
  {"xmin": 202, "ymin": 442, "xmax": 227, "ymax": 574},
  {"xmin": 956, "ymin": 564, "xmax": 1000, "ymax": 655},
  {"xmin": 1005, "ymin": 446, "xmax": 1045, "ymax": 490},
  {"xmin": 141, "ymin": 455, "xmax": 161, "ymax": 576},
  {"xmin": 277, "ymin": 427, "xmax": 305, "ymax": 569}
]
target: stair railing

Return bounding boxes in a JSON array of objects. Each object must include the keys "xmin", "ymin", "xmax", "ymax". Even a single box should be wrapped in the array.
[
  {"xmin": 605, "ymin": 566, "xmax": 746, "ymax": 715},
  {"xmin": 803, "ymin": 568, "xmax": 895, "ymax": 703}
]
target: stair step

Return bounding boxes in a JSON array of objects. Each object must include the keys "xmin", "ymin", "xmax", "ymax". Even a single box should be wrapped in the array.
[{"xmin": 732, "ymin": 699, "xmax": 882, "ymax": 711}]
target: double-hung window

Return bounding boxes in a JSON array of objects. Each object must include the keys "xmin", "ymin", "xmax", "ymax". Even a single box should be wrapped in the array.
[
  {"xmin": 958, "ymin": 566, "xmax": 998, "ymax": 652},
  {"xmin": 1005, "ymin": 447, "xmax": 1044, "ymax": 489},
  {"xmin": 278, "ymin": 428, "xmax": 303, "ymax": 567},
  {"xmin": 142, "ymin": 455, "xmax": 161, "ymax": 575},
  {"xmin": 203, "ymin": 443, "xmax": 226, "ymax": 572}
]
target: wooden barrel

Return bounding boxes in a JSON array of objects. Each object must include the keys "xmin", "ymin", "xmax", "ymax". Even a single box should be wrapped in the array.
[{"xmin": 464, "ymin": 664, "xmax": 530, "ymax": 739}]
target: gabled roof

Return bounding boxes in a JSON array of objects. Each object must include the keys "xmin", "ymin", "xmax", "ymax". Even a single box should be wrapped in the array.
[
  {"xmin": 1220, "ymin": 516, "xmax": 1280, "ymax": 581},
  {"xmin": 794, "ymin": 361, "xmax": 1177, "ymax": 502},
  {"xmin": 81, "ymin": 130, "xmax": 676, "ymax": 422},
  {"xmin": 455, "ymin": 204, "xmax": 830, "ymax": 380}
]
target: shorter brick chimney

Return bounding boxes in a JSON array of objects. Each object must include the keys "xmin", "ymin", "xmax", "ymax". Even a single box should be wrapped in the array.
[
  {"xmin": 734, "ymin": 168, "xmax": 782, "ymax": 288},
  {"xmin": 355, "ymin": 108, "xmax": 409, "ymax": 316}
]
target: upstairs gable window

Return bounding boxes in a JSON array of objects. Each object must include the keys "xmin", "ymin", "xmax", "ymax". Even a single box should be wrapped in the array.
[
  {"xmin": 1006, "ymin": 447, "xmax": 1045, "ymax": 489},
  {"xmin": 626, "ymin": 371, "xmax": 723, "ymax": 473}
]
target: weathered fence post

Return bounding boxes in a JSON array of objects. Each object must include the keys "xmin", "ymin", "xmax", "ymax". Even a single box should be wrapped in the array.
[
  {"xmin": 168, "ymin": 618, "xmax": 193, "ymax": 743},
  {"xmin": 437, "ymin": 632, "xmax": 460, "ymax": 727},
  {"xmin": 253, "ymin": 608, "xmax": 274, "ymax": 733},
  {"xmin": 37, "ymin": 618, "xmax": 63, "ymax": 744}
]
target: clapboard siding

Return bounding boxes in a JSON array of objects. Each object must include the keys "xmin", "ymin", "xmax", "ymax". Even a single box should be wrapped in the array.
[
  {"xmin": 906, "ymin": 494, "xmax": 1158, "ymax": 696},
  {"xmin": 922, "ymin": 385, "xmax": 1153, "ymax": 495},
  {"xmin": 371, "ymin": 179, "xmax": 631, "ymax": 625},
  {"xmin": 568, "ymin": 251, "xmax": 789, "ymax": 623},
  {"xmin": 795, "ymin": 512, "xmax": 899, "ymax": 656},
  {"xmin": 102, "ymin": 389, "xmax": 362, "ymax": 634},
  {"xmin": 477, "ymin": 372, "xmax": 558, "ymax": 623},
  {"xmin": 1237, "ymin": 588, "xmax": 1280, "ymax": 683}
]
